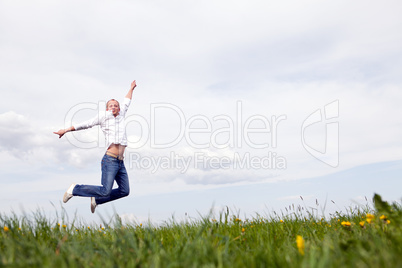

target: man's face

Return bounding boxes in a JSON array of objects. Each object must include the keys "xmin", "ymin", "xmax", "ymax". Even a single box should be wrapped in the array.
[{"xmin": 107, "ymin": 100, "xmax": 120, "ymax": 116}]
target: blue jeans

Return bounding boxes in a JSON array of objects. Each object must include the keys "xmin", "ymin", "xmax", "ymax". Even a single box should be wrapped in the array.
[{"xmin": 72, "ymin": 154, "xmax": 130, "ymax": 205}]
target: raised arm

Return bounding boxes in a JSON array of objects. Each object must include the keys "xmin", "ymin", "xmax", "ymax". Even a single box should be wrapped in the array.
[
  {"xmin": 53, "ymin": 126, "xmax": 75, "ymax": 139},
  {"xmin": 125, "ymin": 80, "xmax": 137, "ymax": 100}
]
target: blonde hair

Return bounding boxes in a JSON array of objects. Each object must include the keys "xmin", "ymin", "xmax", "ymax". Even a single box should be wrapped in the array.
[{"xmin": 106, "ymin": 99, "xmax": 120, "ymax": 109}]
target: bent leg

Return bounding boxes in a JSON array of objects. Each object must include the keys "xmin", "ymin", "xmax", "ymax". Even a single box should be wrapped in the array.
[
  {"xmin": 95, "ymin": 162, "xmax": 130, "ymax": 205},
  {"xmin": 72, "ymin": 155, "xmax": 118, "ymax": 198}
]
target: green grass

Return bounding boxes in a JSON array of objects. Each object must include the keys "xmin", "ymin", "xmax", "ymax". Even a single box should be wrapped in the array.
[{"xmin": 1, "ymin": 194, "xmax": 401, "ymax": 267}]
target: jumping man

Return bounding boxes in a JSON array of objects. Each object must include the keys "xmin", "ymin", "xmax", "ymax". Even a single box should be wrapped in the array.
[{"xmin": 54, "ymin": 80, "xmax": 137, "ymax": 213}]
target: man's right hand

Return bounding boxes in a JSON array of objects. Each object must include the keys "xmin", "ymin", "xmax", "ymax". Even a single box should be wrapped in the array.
[
  {"xmin": 53, "ymin": 129, "xmax": 66, "ymax": 138},
  {"xmin": 54, "ymin": 126, "xmax": 75, "ymax": 138}
]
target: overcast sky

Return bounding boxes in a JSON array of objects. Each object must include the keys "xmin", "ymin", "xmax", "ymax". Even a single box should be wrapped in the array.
[{"xmin": 1, "ymin": 0, "xmax": 402, "ymax": 224}]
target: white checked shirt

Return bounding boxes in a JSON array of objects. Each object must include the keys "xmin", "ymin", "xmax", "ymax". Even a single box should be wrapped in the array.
[{"xmin": 73, "ymin": 98, "xmax": 131, "ymax": 147}]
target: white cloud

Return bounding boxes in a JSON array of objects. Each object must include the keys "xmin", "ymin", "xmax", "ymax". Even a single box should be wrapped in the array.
[
  {"xmin": 0, "ymin": 111, "xmax": 100, "ymax": 168},
  {"xmin": 0, "ymin": 111, "xmax": 51, "ymax": 154}
]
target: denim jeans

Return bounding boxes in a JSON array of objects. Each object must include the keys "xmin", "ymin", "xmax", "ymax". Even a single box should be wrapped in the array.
[{"xmin": 72, "ymin": 154, "xmax": 130, "ymax": 205}]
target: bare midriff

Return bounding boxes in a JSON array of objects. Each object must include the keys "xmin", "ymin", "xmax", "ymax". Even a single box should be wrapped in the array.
[{"xmin": 107, "ymin": 144, "xmax": 126, "ymax": 157}]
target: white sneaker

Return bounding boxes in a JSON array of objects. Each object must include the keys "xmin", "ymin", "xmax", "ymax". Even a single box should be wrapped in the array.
[
  {"xmin": 63, "ymin": 183, "xmax": 76, "ymax": 203},
  {"xmin": 91, "ymin": 197, "xmax": 97, "ymax": 213}
]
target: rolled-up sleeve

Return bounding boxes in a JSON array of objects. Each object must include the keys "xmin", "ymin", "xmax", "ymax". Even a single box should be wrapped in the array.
[
  {"xmin": 73, "ymin": 115, "xmax": 101, "ymax": 131},
  {"xmin": 122, "ymin": 98, "xmax": 131, "ymax": 114}
]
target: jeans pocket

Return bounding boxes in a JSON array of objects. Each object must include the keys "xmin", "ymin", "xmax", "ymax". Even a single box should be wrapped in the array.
[{"xmin": 102, "ymin": 155, "xmax": 114, "ymax": 168}]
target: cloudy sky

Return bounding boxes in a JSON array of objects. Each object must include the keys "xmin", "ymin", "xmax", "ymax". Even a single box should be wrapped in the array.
[{"xmin": 1, "ymin": 0, "xmax": 402, "ymax": 224}]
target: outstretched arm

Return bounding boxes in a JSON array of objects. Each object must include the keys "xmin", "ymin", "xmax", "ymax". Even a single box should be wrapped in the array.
[
  {"xmin": 125, "ymin": 80, "xmax": 137, "ymax": 100},
  {"xmin": 53, "ymin": 126, "xmax": 75, "ymax": 139}
]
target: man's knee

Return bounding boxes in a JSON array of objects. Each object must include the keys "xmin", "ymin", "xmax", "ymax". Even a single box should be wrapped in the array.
[
  {"xmin": 121, "ymin": 187, "xmax": 130, "ymax": 197},
  {"xmin": 100, "ymin": 187, "xmax": 112, "ymax": 197}
]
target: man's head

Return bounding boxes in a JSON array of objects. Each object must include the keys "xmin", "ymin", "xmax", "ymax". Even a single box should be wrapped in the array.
[{"xmin": 106, "ymin": 99, "xmax": 120, "ymax": 116}]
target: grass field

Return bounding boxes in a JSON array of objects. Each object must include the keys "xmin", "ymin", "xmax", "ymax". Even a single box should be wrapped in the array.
[{"xmin": 1, "ymin": 194, "xmax": 401, "ymax": 267}]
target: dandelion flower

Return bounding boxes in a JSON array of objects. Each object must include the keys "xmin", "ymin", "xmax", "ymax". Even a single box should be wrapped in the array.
[
  {"xmin": 341, "ymin": 221, "xmax": 351, "ymax": 227},
  {"xmin": 296, "ymin": 235, "xmax": 305, "ymax": 255},
  {"xmin": 62, "ymin": 225, "xmax": 67, "ymax": 228},
  {"xmin": 380, "ymin": 215, "xmax": 387, "ymax": 220},
  {"xmin": 366, "ymin": 213, "xmax": 375, "ymax": 223},
  {"xmin": 3, "ymin": 226, "xmax": 9, "ymax": 232},
  {"xmin": 386, "ymin": 220, "xmax": 391, "ymax": 224},
  {"xmin": 359, "ymin": 221, "xmax": 365, "ymax": 227},
  {"xmin": 280, "ymin": 220, "xmax": 283, "ymax": 223},
  {"xmin": 241, "ymin": 228, "xmax": 245, "ymax": 233}
]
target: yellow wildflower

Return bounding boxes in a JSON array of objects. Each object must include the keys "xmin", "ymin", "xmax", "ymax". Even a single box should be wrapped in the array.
[
  {"xmin": 341, "ymin": 221, "xmax": 351, "ymax": 227},
  {"xmin": 380, "ymin": 215, "xmax": 387, "ymax": 220},
  {"xmin": 366, "ymin": 213, "xmax": 375, "ymax": 223},
  {"xmin": 62, "ymin": 225, "xmax": 67, "ymax": 228},
  {"xmin": 386, "ymin": 220, "xmax": 391, "ymax": 224},
  {"xmin": 3, "ymin": 226, "xmax": 9, "ymax": 232},
  {"xmin": 359, "ymin": 221, "xmax": 365, "ymax": 227},
  {"xmin": 296, "ymin": 235, "xmax": 305, "ymax": 255},
  {"xmin": 280, "ymin": 220, "xmax": 283, "ymax": 223},
  {"xmin": 241, "ymin": 228, "xmax": 245, "ymax": 233}
]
